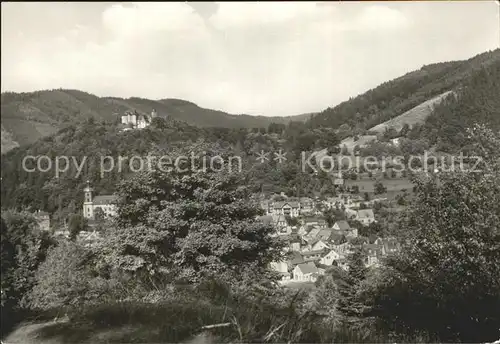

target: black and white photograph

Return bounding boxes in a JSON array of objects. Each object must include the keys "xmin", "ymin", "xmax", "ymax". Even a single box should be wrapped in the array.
[{"xmin": 1, "ymin": 1, "xmax": 500, "ymax": 343}]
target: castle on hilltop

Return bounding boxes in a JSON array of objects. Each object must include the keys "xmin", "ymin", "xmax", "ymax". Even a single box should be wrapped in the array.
[{"xmin": 120, "ymin": 109, "xmax": 157, "ymax": 130}]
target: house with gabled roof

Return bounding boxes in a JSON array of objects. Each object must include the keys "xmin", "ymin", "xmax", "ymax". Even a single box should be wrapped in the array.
[
  {"xmin": 311, "ymin": 239, "xmax": 330, "ymax": 252},
  {"xmin": 356, "ymin": 209, "xmax": 376, "ymax": 226},
  {"xmin": 273, "ymin": 201, "xmax": 300, "ymax": 218},
  {"xmin": 305, "ymin": 226, "xmax": 322, "ymax": 239},
  {"xmin": 317, "ymin": 228, "xmax": 334, "ymax": 242},
  {"xmin": 293, "ymin": 262, "xmax": 324, "ymax": 282},
  {"xmin": 301, "ymin": 248, "xmax": 327, "ymax": 263},
  {"xmin": 332, "ymin": 220, "xmax": 358, "ymax": 238},
  {"xmin": 332, "ymin": 242, "xmax": 354, "ymax": 255},
  {"xmin": 333, "ymin": 220, "xmax": 351, "ymax": 231},
  {"xmin": 297, "ymin": 225, "xmax": 311, "ymax": 236},
  {"xmin": 319, "ymin": 249, "xmax": 345, "ymax": 267},
  {"xmin": 374, "ymin": 237, "xmax": 400, "ymax": 255},
  {"xmin": 270, "ymin": 261, "xmax": 291, "ymax": 282}
]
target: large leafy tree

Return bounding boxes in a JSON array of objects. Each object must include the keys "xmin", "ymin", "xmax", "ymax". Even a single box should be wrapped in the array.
[
  {"xmin": 99, "ymin": 152, "xmax": 283, "ymax": 284},
  {"xmin": 366, "ymin": 126, "xmax": 500, "ymax": 342},
  {"xmin": 1, "ymin": 210, "xmax": 54, "ymax": 333}
]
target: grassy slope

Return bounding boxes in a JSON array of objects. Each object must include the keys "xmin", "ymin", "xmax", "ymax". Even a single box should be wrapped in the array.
[
  {"xmin": 308, "ymin": 49, "xmax": 500, "ymax": 130},
  {"xmin": 368, "ymin": 90, "xmax": 455, "ymax": 133}
]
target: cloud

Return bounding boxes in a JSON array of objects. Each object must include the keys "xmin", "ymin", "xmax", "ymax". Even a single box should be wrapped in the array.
[
  {"xmin": 335, "ymin": 5, "xmax": 411, "ymax": 33},
  {"xmin": 356, "ymin": 5, "xmax": 411, "ymax": 31},
  {"xmin": 210, "ymin": 2, "xmax": 328, "ymax": 29},
  {"xmin": 102, "ymin": 3, "xmax": 206, "ymax": 38}
]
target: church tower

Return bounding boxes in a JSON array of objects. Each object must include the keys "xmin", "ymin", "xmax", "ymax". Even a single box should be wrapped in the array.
[{"xmin": 83, "ymin": 180, "xmax": 94, "ymax": 219}]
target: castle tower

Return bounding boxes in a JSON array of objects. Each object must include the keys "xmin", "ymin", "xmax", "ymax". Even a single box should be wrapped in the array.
[
  {"xmin": 151, "ymin": 109, "xmax": 157, "ymax": 119},
  {"xmin": 83, "ymin": 180, "xmax": 94, "ymax": 219}
]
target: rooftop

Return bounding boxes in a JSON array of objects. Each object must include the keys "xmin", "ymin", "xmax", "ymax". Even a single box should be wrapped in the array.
[
  {"xmin": 357, "ymin": 209, "xmax": 375, "ymax": 219},
  {"xmin": 93, "ymin": 195, "xmax": 118, "ymax": 205},
  {"xmin": 296, "ymin": 262, "xmax": 319, "ymax": 275},
  {"xmin": 334, "ymin": 220, "xmax": 351, "ymax": 231}
]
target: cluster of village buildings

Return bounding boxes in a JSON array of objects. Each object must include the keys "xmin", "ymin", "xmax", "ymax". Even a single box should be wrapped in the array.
[
  {"xmin": 32, "ymin": 179, "xmax": 401, "ymax": 280},
  {"xmin": 260, "ymin": 194, "xmax": 401, "ymax": 284}
]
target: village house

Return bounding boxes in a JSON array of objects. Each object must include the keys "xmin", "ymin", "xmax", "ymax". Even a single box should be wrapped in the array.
[
  {"xmin": 273, "ymin": 201, "xmax": 300, "ymax": 218},
  {"xmin": 299, "ymin": 197, "xmax": 314, "ymax": 214},
  {"xmin": 319, "ymin": 249, "xmax": 345, "ymax": 266},
  {"xmin": 311, "ymin": 240, "xmax": 329, "ymax": 251},
  {"xmin": 82, "ymin": 181, "xmax": 118, "ymax": 221},
  {"xmin": 34, "ymin": 210, "xmax": 50, "ymax": 231},
  {"xmin": 301, "ymin": 248, "xmax": 327, "ymax": 263},
  {"xmin": 345, "ymin": 208, "xmax": 357, "ymax": 219},
  {"xmin": 337, "ymin": 258, "xmax": 349, "ymax": 271},
  {"xmin": 374, "ymin": 237, "xmax": 400, "ymax": 255},
  {"xmin": 343, "ymin": 194, "xmax": 363, "ymax": 209},
  {"xmin": 270, "ymin": 261, "xmax": 291, "ymax": 282},
  {"xmin": 391, "ymin": 137, "xmax": 402, "ymax": 146},
  {"xmin": 317, "ymin": 228, "xmax": 335, "ymax": 242},
  {"xmin": 273, "ymin": 214, "xmax": 289, "ymax": 233},
  {"xmin": 288, "ymin": 239, "xmax": 301, "ymax": 252},
  {"xmin": 333, "ymin": 178, "xmax": 345, "ymax": 188},
  {"xmin": 333, "ymin": 220, "xmax": 350, "ymax": 231},
  {"xmin": 356, "ymin": 209, "xmax": 376, "ymax": 226},
  {"xmin": 297, "ymin": 224, "xmax": 311, "ymax": 236},
  {"xmin": 332, "ymin": 220, "xmax": 358, "ymax": 238},
  {"xmin": 345, "ymin": 228, "xmax": 358, "ymax": 238},
  {"xmin": 302, "ymin": 216, "xmax": 327, "ymax": 228},
  {"xmin": 364, "ymin": 243, "xmax": 384, "ymax": 267},
  {"xmin": 293, "ymin": 262, "xmax": 324, "ymax": 282},
  {"xmin": 324, "ymin": 196, "xmax": 343, "ymax": 209},
  {"xmin": 331, "ymin": 242, "xmax": 354, "ymax": 256},
  {"xmin": 329, "ymin": 232, "xmax": 348, "ymax": 245},
  {"xmin": 301, "ymin": 239, "xmax": 330, "ymax": 253},
  {"xmin": 302, "ymin": 226, "xmax": 326, "ymax": 246},
  {"xmin": 260, "ymin": 200, "xmax": 273, "ymax": 215},
  {"xmin": 54, "ymin": 229, "xmax": 70, "ymax": 239}
]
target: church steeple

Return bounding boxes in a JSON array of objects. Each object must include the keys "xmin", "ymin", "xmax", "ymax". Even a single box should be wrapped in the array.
[
  {"xmin": 84, "ymin": 180, "xmax": 93, "ymax": 202},
  {"xmin": 83, "ymin": 180, "xmax": 94, "ymax": 219}
]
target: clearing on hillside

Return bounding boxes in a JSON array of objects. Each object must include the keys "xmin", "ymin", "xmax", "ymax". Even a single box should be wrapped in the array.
[{"xmin": 369, "ymin": 90, "xmax": 456, "ymax": 134}]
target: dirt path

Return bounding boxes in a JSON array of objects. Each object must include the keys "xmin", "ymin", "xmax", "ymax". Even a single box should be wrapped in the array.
[
  {"xmin": 2, "ymin": 321, "xmax": 62, "ymax": 344},
  {"xmin": 2, "ymin": 321, "xmax": 214, "ymax": 344}
]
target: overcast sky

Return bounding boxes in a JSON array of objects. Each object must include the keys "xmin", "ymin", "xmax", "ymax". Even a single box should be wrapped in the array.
[{"xmin": 1, "ymin": 2, "xmax": 499, "ymax": 116}]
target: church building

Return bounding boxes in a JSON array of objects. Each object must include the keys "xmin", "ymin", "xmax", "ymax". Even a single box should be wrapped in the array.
[{"xmin": 83, "ymin": 181, "xmax": 118, "ymax": 220}]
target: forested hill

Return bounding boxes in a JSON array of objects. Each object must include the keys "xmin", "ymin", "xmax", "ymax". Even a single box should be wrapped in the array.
[
  {"xmin": 0, "ymin": 90, "xmax": 310, "ymax": 154},
  {"xmin": 307, "ymin": 49, "xmax": 500, "ymax": 132},
  {"xmin": 0, "ymin": 115, "xmax": 340, "ymax": 224}
]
